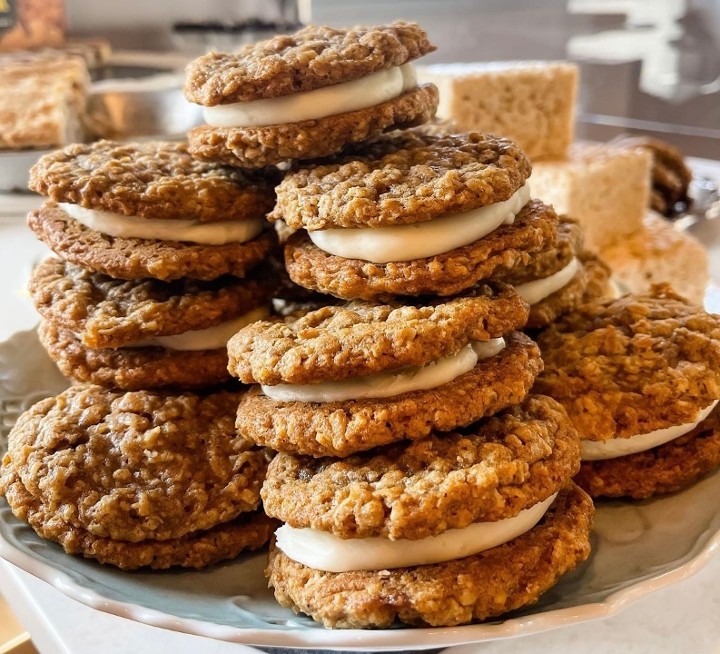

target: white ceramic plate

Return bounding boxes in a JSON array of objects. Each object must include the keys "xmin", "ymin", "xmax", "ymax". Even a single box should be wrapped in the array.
[{"xmin": 1, "ymin": 329, "xmax": 719, "ymax": 651}]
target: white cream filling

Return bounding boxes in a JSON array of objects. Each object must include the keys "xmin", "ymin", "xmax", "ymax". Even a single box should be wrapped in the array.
[
  {"xmin": 276, "ymin": 492, "xmax": 557, "ymax": 572},
  {"xmin": 261, "ymin": 337, "xmax": 505, "ymax": 404},
  {"xmin": 308, "ymin": 183, "xmax": 531, "ymax": 263},
  {"xmin": 515, "ymin": 257, "xmax": 579, "ymax": 306},
  {"xmin": 60, "ymin": 203, "xmax": 264, "ymax": 246},
  {"xmin": 203, "ymin": 63, "xmax": 418, "ymax": 128},
  {"xmin": 124, "ymin": 307, "xmax": 269, "ymax": 351},
  {"xmin": 581, "ymin": 400, "xmax": 719, "ymax": 461}
]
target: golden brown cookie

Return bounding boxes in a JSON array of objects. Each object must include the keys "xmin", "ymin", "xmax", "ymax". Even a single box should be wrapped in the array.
[
  {"xmin": 28, "ymin": 203, "xmax": 277, "ymax": 282},
  {"xmin": 534, "ymin": 286, "xmax": 720, "ymax": 442},
  {"xmin": 30, "ymin": 257, "xmax": 275, "ymax": 349},
  {"xmin": 1, "ymin": 386, "xmax": 267, "ymax": 543},
  {"xmin": 262, "ymin": 395, "xmax": 580, "ymax": 539},
  {"xmin": 2, "ymin": 471, "xmax": 276, "ymax": 570},
  {"xmin": 267, "ymin": 483, "xmax": 593, "ymax": 628},
  {"xmin": 38, "ymin": 321, "xmax": 233, "ymax": 391},
  {"xmin": 29, "ymin": 140, "xmax": 275, "ymax": 221},
  {"xmin": 236, "ymin": 332, "xmax": 542, "ymax": 457},
  {"xmin": 188, "ymin": 85, "xmax": 439, "ymax": 169},
  {"xmin": 574, "ymin": 404, "xmax": 720, "ymax": 499},
  {"xmin": 283, "ymin": 200, "xmax": 559, "ymax": 300},
  {"xmin": 270, "ymin": 131, "xmax": 532, "ymax": 230},
  {"xmin": 185, "ymin": 22, "xmax": 435, "ymax": 105},
  {"xmin": 227, "ymin": 282, "xmax": 528, "ymax": 385}
]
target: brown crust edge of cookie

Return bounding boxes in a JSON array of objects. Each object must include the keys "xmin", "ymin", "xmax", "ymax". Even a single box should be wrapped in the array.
[
  {"xmin": 236, "ymin": 332, "xmax": 542, "ymax": 457},
  {"xmin": 524, "ymin": 262, "xmax": 589, "ymax": 329},
  {"xmin": 266, "ymin": 483, "xmax": 593, "ymax": 628},
  {"xmin": 188, "ymin": 84, "xmax": 438, "ymax": 168},
  {"xmin": 574, "ymin": 405, "xmax": 720, "ymax": 499},
  {"xmin": 39, "ymin": 321, "xmax": 233, "ymax": 391}
]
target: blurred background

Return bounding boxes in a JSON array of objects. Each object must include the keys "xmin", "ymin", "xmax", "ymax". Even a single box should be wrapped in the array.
[{"xmin": 53, "ymin": 0, "xmax": 720, "ymax": 158}]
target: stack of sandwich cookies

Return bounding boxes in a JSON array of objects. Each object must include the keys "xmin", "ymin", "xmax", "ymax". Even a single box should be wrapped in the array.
[
  {"xmin": 184, "ymin": 22, "xmax": 438, "ymax": 168},
  {"xmin": 31, "ymin": 258, "xmax": 275, "ymax": 390},
  {"xmin": 0, "ymin": 386, "xmax": 276, "ymax": 569},
  {"xmin": 228, "ymin": 284, "xmax": 540, "ymax": 457},
  {"xmin": 278, "ymin": 131, "xmax": 560, "ymax": 301},
  {"xmin": 28, "ymin": 140, "xmax": 277, "ymax": 281},
  {"xmin": 264, "ymin": 395, "xmax": 593, "ymax": 628},
  {"xmin": 535, "ymin": 285, "xmax": 720, "ymax": 498}
]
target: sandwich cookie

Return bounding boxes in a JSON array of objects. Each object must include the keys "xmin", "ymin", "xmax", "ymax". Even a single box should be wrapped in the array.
[
  {"xmin": 228, "ymin": 283, "xmax": 541, "ymax": 457},
  {"xmin": 535, "ymin": 285, "xmax": 720, "ymax": 498},
  {"xmin": 264, "ymin": 395, "xmax": 593, "ymax": 627},
  {"xmin": 28, "ymin": 141, "xmax": 277, "ymax": 281},
  {"xmin": 185, "ymin": 22, "xmax": 438, "ymax": 167},
  {"xmin": 31, "ymin": 258, "xmax": 276, "ymax": 390},
  {"xmin": 276, "ymin": 131, "xmax": 557, "ymax": 300},
  {"xmin": 0, "ymin": 385, "xmax": 275, "ymax": 570},
  {"xmin": 492, "ymin": 217, "xmax": 611, "ymax": 328}
]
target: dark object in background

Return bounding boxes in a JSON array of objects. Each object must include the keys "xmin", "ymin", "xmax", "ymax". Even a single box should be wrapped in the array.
[{"xmin": 612, "ymin": 135, "xmax": 694, "ymax": 218}]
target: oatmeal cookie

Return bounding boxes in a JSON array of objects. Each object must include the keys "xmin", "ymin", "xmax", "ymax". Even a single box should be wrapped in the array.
[
  {"xmin": 187, "ymin": 85, "xmax": 438, "ymax": 168},
  {"xmin": 1, "ymin": 472, "xmax": 276, "ymax": 570},
  {"xmin": 575, "ymin": 404, "xmax": 720, "ymax": 499},
  {"xmin": 270, "ymin": 131, "xmax": 532, "ymax": 230},
  {"xmin": 236, "ymin": 332, "xmax": 542, "ymax": 457},
  {"xmin": 283, "ymin": 200, "xmax": 557, "ymax": 300},
  {"xmin": 227, "ymin": 282, "xmax": 528, "ymax": 385},
  {"xmin": 580, "ymin": 251, "xmax": 613, "ymax": 302},
  {"xmin": 267, "ymin": 484, "xmax": 593, "ymax": 628},
  {"xmin": 185, "ymin": 22, "xmax": 435, "ymax": 105},
  {"xmin": 29, "ymin": 140, "xmax": 275, "ymax": 221},
  {"xmin": 262, "ymin": 395, "xmax": 579, "ymax": 539},
  {"xmin": 39, "ymin": 321, "xmax": 233, "ymax": 390},
  {"xmin": 30, "ymin": 258, "xmax": 274, "ymax": 349},
  {"xmin": 28, "ymin": 203, "xmax": 276, "ymax": 281},
  {"xmin": 535, "ymin": 286, "xmax": 720, "ymax": 441},
  {"xmin": 3, "ymin": 386, "xmax": 267, "ymax": 543}
]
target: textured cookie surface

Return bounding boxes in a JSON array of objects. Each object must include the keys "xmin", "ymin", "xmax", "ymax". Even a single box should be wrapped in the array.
[
  {"xmin": 30, "ymin": 257, "xmax": 274, "ymax": 348},
  {"xmin": 29, "ymin": 140, "xmax": 275, "ymax": 221},
  {"xmin": 2, "ymin": 385, "xmax": 267, "ymax": 542},
  {"xmin": 39, "ymin": 321, "xmax": 233, "ymax": 390},
  {"xmin": 184, "ymin": 22, "xmax": 434, "ymax": 105},
  {"xmin": 535, "ymin": 286, "xmax": 720, "ymax": 440},
  {"xmin": 227, "ymin": 282, "xmax": 528, "ymax": 385},
  {"xmin": 188, "ymin": 85, "xmax": 438, "ymax": 168},
  {"xmin": 523, "ymin": 263, "xmax": 589, "ymax": 330},
  {"xmin": 262, "ymin": 395, "xmax": 580, "ymax": 539},
  {"xmin": 270, "ymin": 130, "xmax": 532, "ymax": 229},
  {"xmin": 1, "ymin": 471, "xmax": 276, "ymax": 570},
  {"xmin": 267, "ymin": 484, "xmax": 593, "ymax": 628},
  {"xmin": 236, "ymin": 332, "xmax": 542, "ymax": 457},
  {"xmin": 284, "ymin": 199, "xmax": 557, "ymax": 300},
  {"xmin": 28, "ymin": 204, "xmax": 276, "ymax": 282},
  {"xmin": 574, "ymin": 404, "xmax": 720, "ymax": 499}
]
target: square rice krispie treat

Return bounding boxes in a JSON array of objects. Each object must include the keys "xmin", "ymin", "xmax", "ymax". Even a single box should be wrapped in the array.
[{"xmin": 417, "ymin": 60, "xmax": 577, "ymax": 160}]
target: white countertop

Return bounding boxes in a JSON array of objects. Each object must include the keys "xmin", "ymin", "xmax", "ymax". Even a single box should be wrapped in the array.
[{"xmin": 0, "ymin": 199, "xmax": 719, "ymax": 654}]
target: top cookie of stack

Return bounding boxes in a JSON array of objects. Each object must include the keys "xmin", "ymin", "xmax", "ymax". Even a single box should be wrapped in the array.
[{"xmin": 184, "ymin": 22, "xmax": 439, "ymax": 167}]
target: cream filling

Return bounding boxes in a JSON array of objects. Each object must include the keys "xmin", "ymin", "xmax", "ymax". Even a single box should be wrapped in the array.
[
  {"xmin": 60, "ymin": 203, "xmax": 264, "ymax": 246},
  {"xmin": 581, "ymin": 400, "xmax": 719, "ymax": 461},
  {"xmin": 121, "ymin": 307, "xmax": 269, "ymax": 351},
  {"xmin": 275, "ymin": 493, "xmax": 557, "ymax": 572},
  {"xmin": 308, "ymin": 183, "xmax": 531, "ymax": 263},
  {"xmin": 203, "ymin": 63, "xmax": 418, "ymax": 128},
  {"xmin": 515, "ymin": 257, "xmax": 579, "ymax": 306},
  {"xmin": 261, "ymin": 337, "xmax": 506, "ymax": 404}
]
